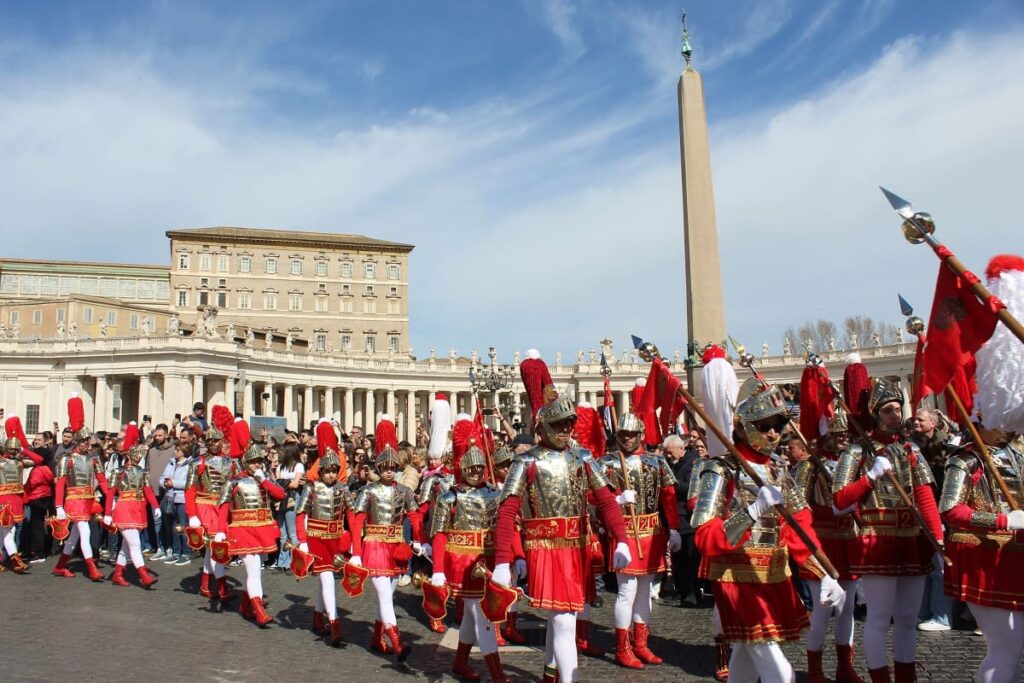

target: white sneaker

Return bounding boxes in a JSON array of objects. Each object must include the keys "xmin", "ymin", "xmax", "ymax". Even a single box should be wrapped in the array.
[
  {"xmin": 397, "ymin": 574, "xmax": 411, "ymax": 587},
  {"xmin": 164, "ymin": 554, "xmax": 179, "ymax": 564},
  {"xmin": 151, "ymin": 549, "xmax": 167, "ymax": 561},
  {"xmin": 917, "ymin": 619, "xmax": 951, "ymax": 632}
]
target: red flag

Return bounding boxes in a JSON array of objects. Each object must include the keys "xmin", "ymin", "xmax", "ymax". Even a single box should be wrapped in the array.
[
  {"xmin": 798, "ymin": 364, "xmax": 835, "ymax": 441},
  {"xmin": 636, "ymin": 358, "xmax": 686, "ymax": 443},
  {"xmin": 918, "ymin": 248, "xmax": 1003, "ymax": 402},
  {"xmin": 603, "ymin": 375, "xmax": 613, "ymax": 410}
]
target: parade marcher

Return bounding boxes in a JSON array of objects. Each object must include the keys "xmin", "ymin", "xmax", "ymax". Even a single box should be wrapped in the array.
[
  {"xmin": 350, "ymin": 444, "xmax": 426, "ymax": 660},
  {"xmin": 833, "ymin": 378, "xmax": 943, "ymax": 683},
  {"xmin": 493, "ymin": 394, "xmax": 631, "ymax": 683},
  {"xmin": 105, "ymin": 444, "xmax": 162, "ymax": 588},
  {"xmin": 489, "ymin": 444, "xmax": 528, "ymax": 645},
  {"xmin": 185, "ymin": 423, "xmax": 236, "ymax": 601},
  {"xmin": 294, "ymin": 448, "xmax": 355, "ymax": 646},
  {"xmin": 693, "ymin": 382, "xmax": 845, "ymax": 683},
  {"xmin": 52, "ymin": 427, "xmax": 110, "ymax": 581},
  {"xmin": 429, "ymin": 442, "xmax": 511, "ymax": 682},
  {"xmin": 216, "ymin": 444, "xmax": 286, "ymax": 627},
  {"xmin": 417, "ymin": 412, "xmax": 459, "ymax": 633},
  {"xmin": 1, "ymin": 423, "xmax": 43, "ymax": 572},
  {"xmin": 601, "ymin": 412, "xmax": 682, "ymax": 669}
]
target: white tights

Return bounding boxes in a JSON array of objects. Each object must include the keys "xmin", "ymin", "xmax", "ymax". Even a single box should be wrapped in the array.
[
  {"xmin": 970, "ymin": 603, "xmax": 1024, "ymax": 683},
  {"xmin": 62, "ymin": 521, "xmax": 94, "ymax": 560},
  {"xmin": 614, "ymin": 573, "xmax": 654, "ymax": 629},
  {"xmin": 313, "ymin": 571, "xmax": 338, "ymax": 620},
  {"xmin": 543, "ymin": 612, "xmax": 579, "ymax": 682},
  {"xmin": 115, "ymin": 528, "xmax": 145, "ymax": 568},
  {"xmin": 202, "ymin": 547, "xmax": 226, "ymax": 578},
  {"xmin": 241, "ymin": 554, "xmax": 263, "ymax": 599},
  {"xmin": 1, "ymin": 525, "xmax": 15, "ymax": 556},
  {"xmin": 860, "ymin": 574, "xmax": 926, "ymax": 669},
  {"xmin": 805, "ymin": 579, "xmax": 858, "ymax": 650},
  {"xmin": 728, "ymin": 642, "xmax": 795, "ymax": 683},
  {"xmin": 371, "ymin": 575, "xmax": 398, "ymax": 626},
  {"xmin": 457, "ymin": 597, "xmax": 498, "ymax": 655}
]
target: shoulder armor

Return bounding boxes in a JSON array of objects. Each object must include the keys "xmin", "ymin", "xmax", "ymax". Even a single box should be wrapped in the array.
[
  {"xmin": 430, "ymin": 491, "xmax": 457, "ymax": 538},
  {"xmin": 686, "ymin": 459, "xmax": 708, "ymax": 501},
  {"xmin": 939, "ymin": 455, "xmax": 973, "ymax": 514},
  {"xmin": 690, "ymin": 457, "xmax": 732, "ymax": 529},
  {"xmin": 396, "ymin": 483, "xmax": 417, "ymax": 509},
  {"xmin": 352, "ymin": 485, "xmax": 371, "ymax": 514},
  {"xmin": 833, "ymin": 444, "xmax": 864, "ymax": 493},
  {"xmin": 579, "ymin": 449, "xmax": 611, "ymax": 492},
  {"xmin": 792, "ymin": 459, "xmax": 816, "ymax": 500},
  {"xmin": 55, "ymin": 455, "xmax": 69, "ymax": 479},
  {"xmin": 216, "ymin": 479, "xmax": 235, "ymax": 506},
  {"xmin": 907, "ymin": 442, "xmax": 935, "ymax": 486},
  {"xmin": 185, "ymin": 459, "xmax": 200, "ymax": 489},
  {"xmin": 499, "ymin": 454, "xmax": 533, "ymax": 503},
  {"xmin": 294, "ymin": 483, "xmax": 312, "ymax": 516},
  {"xmin": 653, "ymin": 454, "xmax": 677, "ymax": 487}
]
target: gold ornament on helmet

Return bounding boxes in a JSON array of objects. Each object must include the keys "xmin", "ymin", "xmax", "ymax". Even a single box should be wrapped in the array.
[
  {"xmin": 242, "ymin": 444, "xmax": 265, "ymax": 464},
  {"xmin": 735, "ymin": 384, "xmax": 789, "ymax": 454},
  {"xmin": 867, "ymin": 378, "xmax": 903, "ymax": 415},
  {"xmin": 374, "ymin": 445, "xmax": 402, "ymax": 471},
  {"xmin": 319, "ymin": 448, "xmax": 341, "ymax": 471},
  {"xmin": 3, "ymin": 437, "xmax": 21, "ymax": 453},
  {"xmin": 205, "ymin": 425, "xmax": 224, "ymax": 441}
]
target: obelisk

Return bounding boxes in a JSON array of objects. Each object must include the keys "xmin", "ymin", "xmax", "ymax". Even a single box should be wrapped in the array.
[{"xmin": 677, "ymin": 14, "xmax": 726, "ymax": 389}]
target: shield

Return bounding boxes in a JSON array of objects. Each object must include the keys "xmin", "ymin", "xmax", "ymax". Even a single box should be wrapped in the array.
[
  {"xmin": 289, "ymin": 547, "xmax": 315, "ymax": 580},
  {"xmin": 184, "ymin": 526, "xmax": 207, "ymax": 552},
  {"xmin": 0, "ymin": 505, "xmax": 13, "ymax": 527},
  {"xmin": 47, "ymin": 515, "xmax": 71, "ymax": 542},
  {"xmin": 421, "ymin": 580, "xmax": 449, "ymax": 621},
  {"xmin": 210, "ymin": 539, "xmax": 231, "ymax": 565},
  {"xmin": 341, "ymin": 561, "xmax": 370, "ymax": 597},
  {"xmin": 481, "ymin": 578, "xmax": 521, "ymax": 624}
]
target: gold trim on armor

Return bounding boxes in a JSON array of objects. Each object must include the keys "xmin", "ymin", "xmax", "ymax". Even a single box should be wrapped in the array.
[
  {"xmin": 118, "ymin": 490, "xmax": 144, "ymax": 501},
  {"xmin": 307, "ymin": 518, "xmax": 345, "ymax": 539},
  {"xmin": 948, "ymin": 530, "xmax": 1024, "ymax": 549},
  {"xmin": 707, "ymin": 545, "xmax": 791, "ymax": 584},
  {"xmin": 857, "ymin": 508, "xmax": 922, "ymax": 537},
  {"xmin": 446, "ymin": 528, "xmax": 494, "ymax": 554},
  {"xmin": 623, "ymin": 512, "xmax": 662, "ymax": 539},
  {"xmin": 65, "ymin": 486, "xmax": 94, "ymax": 500},
  {"xmin": 0, "ymin": 483, "xmax": 24, "ymax": 495},
  {"xmin": 196, "ymin": 493, "xmax": 220, "ymax": 504},
  {"xmin": 363, "ymin": 523, "xmax": 403, "ymax": 542},
  {"xmin": 229, "ymin": 508, "xmax": 273, "ymax": 526}
]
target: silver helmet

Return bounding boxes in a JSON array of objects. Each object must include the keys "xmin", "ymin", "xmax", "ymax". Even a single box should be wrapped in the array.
[
  {"xmin": 867, "ymin": 378, "xmax": 903, "ymax": 415},
  {"xmin": 319, "ymin": 448, "xmax": 341, "ymax": 472},
  {"xmin": 735, "ymin": 384, "xmax": 789, "ymax": 454},
  {"xmin": 536, "ymin": 394, "xmax": 577, "ymax": 447}
]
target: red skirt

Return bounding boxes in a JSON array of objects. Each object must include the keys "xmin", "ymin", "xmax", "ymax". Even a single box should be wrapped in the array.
[
  {"xmin": 228, "ymin": 508, "xmax": 279, "ymax": 555},
  {"xmin": 113, "ymin": 499, "xmax": 148, "ymax": 530},
  {"xmin": 799, "ymin": 506, "xmax": 857, "ymax": 581},
  {"xmin": 309, "ymin": 534, "xmax": 351, "ymax": 575},
  {"xmin": 945, "ymin": 529, "xmax": 1024, "ymax": 611},
  {"xmin": 444, "ymin": 548, "xmax": 492, "ymax": 598},
  {"xmin": 0, "ymin": 493, "xmax": 25, "ymax": 525},
  {"xmin": 714, "ymin": 578, "xmax": 809, "ymax": 643},
  {"xmin": 610, "ymin": 513, "xmax": 667, "ymax": 575},
  {"xmin": 197, "ymin": 502, "xmax": 226, "ymax": 534},
  {"xmin": 848, "ymin": 508, "xmax": 932, "ymax": 576},
  {"xmin": 64, "ymin": 486, "xmax": 95, "ymax": 521},
  {"xmin": 363, "ymin": 539, "xmax": 407, "ymax": 577}
]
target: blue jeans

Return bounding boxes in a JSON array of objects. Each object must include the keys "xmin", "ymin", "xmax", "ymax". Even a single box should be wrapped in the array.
[
  {"xmin": 919, "ymin": 553, "xmax": 952, "ymax": 625},
  {"xmin": 276, "ymin": 505, "xmax": 297, "ymax": 567},
  {"xmin": 170, "ymin": 503, "xmax": 188, "ymax": 557}
]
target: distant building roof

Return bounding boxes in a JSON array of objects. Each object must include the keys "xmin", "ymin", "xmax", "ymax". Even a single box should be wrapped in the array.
[
  {"xmin": 166, "ymin": 226, "xmax": 414, "ymax": 252},
  {"xmin": 0, "ymin": 294, "xmax": 172, "ymax": 314},
  {"xmin": 0, "ymin": 257, "xmax": 169, "ymax": 275}
]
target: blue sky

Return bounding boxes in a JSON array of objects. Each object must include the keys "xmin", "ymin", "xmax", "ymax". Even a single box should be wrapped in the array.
[{"xmin": 1, "ymin": 0, "xmax": 1022, "ymax": 362}]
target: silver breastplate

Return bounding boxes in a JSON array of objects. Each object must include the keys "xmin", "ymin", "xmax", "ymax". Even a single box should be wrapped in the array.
[
  {"xmin": 0, "ymin": 457, "xmax": 23, "ymax": 486},
  {"xmin": 298, "ymin": 481, "xmax": 352, "ymax": 520},
  {"xmin": 226, "ymin": 476, "xmax": 270, "ymax": 511},
  {"xmin": 65, "ymin": 454, "xmax": 98, "ymax": 487},
  {"xmin": 115, "ymin": 465, "xmax": 148, "ymax": 493},
  {"xmin": 200, "ymin": 456, "xmax": 234, "ymax": 495},
  {"xmin": 450, "ymin": 485, "xmax": 501, "ymax": 530},
  {"xmin": 356, "ymin": 482, "xmax": 416, "ymax": 525},
  {"xmin": 602, "ymin": 452, "xmax": 669, "ymax": 515},
  {"xmin": 525, "ymin": 448, "xmax": 588, "ymax": 519},
  {"xmin": 417, "ymin": 473, "xmax": 454, "ymax": 507},
  {"xmin": 731, "ymin": 460, "xmax": 782, "ymax": 546}
]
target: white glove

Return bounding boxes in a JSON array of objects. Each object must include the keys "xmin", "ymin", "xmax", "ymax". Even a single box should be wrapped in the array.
[
  {"xmin": 867, "ymin": 456, "xmax": 892, "ymax": 482},
  {"xmin": 513, "ymin": 558, "xmax": 528, "ymax": 579},
  {"xmin": 431, "ymin": 572, "xmax": 447, "ymax": 587},
  {"xmin": 153, "ymin": 508, "xmax": 162, "ymax": 521},
  {"xmin": 213, "ymin": 532, "xmax": 226, "ymax": 542},
  {"xmin": 616, "ymin": 490, "xmax": 637, "ymax": 506},
  {"xmin": 348, "ymin": 555, "xmax": 362, "ymax": 567},
  {"xmin": 819, "ymin": 574, "xmax": 845, "ymax": 607},
  {"xmin": 102, "ymin": 515, "xmax": 113, "ymax": 527},
  {"xmin": 253, "ymin": 468, "xmax": 266, "ymax": 482},
  {"xmin": 613, "ymin": 541, "xmax": 632, "ymax": 570},
  {"xmin": 1007, "ymin": 509, "xmax": 1024, "ymax": 530},
  {"xmin": 492, "ymin": 562, "xmax": 512, "ymax": 587},
  {"xmin": 56, "ymin": 506, "xmax": 67, "ymax": 521},
  {"xmin": 669, "ymin": 529, "xmax": 683, "ymax": 553},
  {"xmin": 188, "ymin": 516, "xmax": 202, "ymax": 529},
  {"xmin": 832, "ymin": 504, "xmax": 857, "ymax": 517},
  {"xmin": 747, "ymin": 485, "xmax": 784, "ymax": 521},
  {"xmin": 412, "ymin": 541, "xmax": 429, "ymax": 557}
]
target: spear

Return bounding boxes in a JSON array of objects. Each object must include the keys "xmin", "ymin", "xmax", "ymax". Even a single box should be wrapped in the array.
[
  {"xmin": 634, "ymin": 335, "xmax": 839, "ymax": 579},
  {"xmin": 899, "ymin": 294, "xmax": 1019, "ymax": 511},
  {"xmin": 881, "ymin": 187, "xmax": 1024, "ymax": 346}
]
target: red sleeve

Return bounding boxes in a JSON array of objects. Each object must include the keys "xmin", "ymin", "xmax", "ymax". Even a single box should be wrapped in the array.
[
  {"xmin": 217, "ymin": 502, "xmax": 229, "ymax": 531},
  {"xmin": 432, "ymin": 531, "xmax": 448, "ymax": 575},
  {"xmin": 686, "ymin": 496, "xmax": 697, "ymax": 513},
  {"xmin": 261, "ymin": 479, "xmax": 286, "ymax": 501},
  {"xmin": 942, "ymin": 503, "xmax": 1008, "ymax": 532},
  {"xmin": 914, "ymin": 483, "xmax": 944, "ymax": 543},
  {"xmin": 21, "ymin": 449, "xmax": 43, "ymax": 466},
  {"xmin": 351, "ymin": 512, "xmax": 366, "ymax": 556},
  {"xmin": 408, "ymin": 507, "xmax": 426, "ymax": 543},
  {"xmin": 144, "ymin": 485, "xmax": 159, "ymax": 510},
  {"xmin": 834, "ymin": 475, "xmax": 874, "ymax": 510},
  {"xmin": 694, "ymin": 517, "xmax": 750, "ymax": 557},
  {"xmin": 780, "ymin": 507, "xmax": 819, "ymax": 566},
  {"xmin": 295, "ymin": 512, "xmax": 308, "ymax": 543},
  {"xmin": 592, "ymin": 483, "xmax": 628, "ymax": 546},
  {"xmin": 104, "ymin": 487, "xmax": 118, "ymax": 516},
  {"xmin": 56, "ymin": 476, "xmax": 67, "ymax": 507},
  {"xmin": 184, "ymin": 486, "xmax": 198, "ymax": 518},
  {"xmin": 511, "ymin": 517, "xmax": 526, "ymax": 561},
  {"xmin": 418, "ymin": 501, "xmax": 431, "ymax": 517},
  {"xmin": 495, "ymin": 494, "xmax": 524, "ymax": 565},
  {"xmin": 96, "ymin": 471, "xmax": 111, "ymax": 497},
  {"xmin": 659, "ymin": 485, "xmax": 681, "ymax": 529}
]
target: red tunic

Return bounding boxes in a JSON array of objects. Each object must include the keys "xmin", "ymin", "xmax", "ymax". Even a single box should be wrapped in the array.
[
  {"xmin": 0, "ymin": 451, "xmax": 41, "ymax": 524},
  {"xmin": 296, "ymin": 511, "xmax": 356, "ymax": 574},
  {"xmin": 217, "ymin": 478, "xmax": 286, "ymax": 555},
  {"xmin": 349, "ymin": 483, "xmax": 426, "ymax": 578},
  {"xmin": 107, "ymin": 486, "xmax": 160, "ymax": 530}
]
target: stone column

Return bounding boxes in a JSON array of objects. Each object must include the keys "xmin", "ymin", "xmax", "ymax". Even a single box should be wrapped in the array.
[
  {"xmin": 365, "ymin": 389, "xmax": 376, "ymax": 432},
  {"xmin": 616, "ymin": 390, "xmax": 628, "ymax": 419},
  {"xmin": 242, "ymin": 381, "xmax": 253, "ymax": 419},
  {"xmin": 138, "ymin": 374, "xmax": 151, "ymax": 423},
  {"xmin": 386, "ymin": 390, "xmax": 396, "ymax": 419},
  {"xmin": 224, "ymin": 376, "xmax": 235, "ymax": 413},
  {"xmin": 406, "ymin": 391, "xmax": 417, "ymax": 442},
  {"xmin": 304, "ymin": 386, "xmax": 315, "ymax": 427},
  {"xmin": 192, "ymin": 374, "xmax": 205, "ymax": 406},
  {"xmin": 512, "ymin": 392, "xmax": 523, "ymax": 425},
  {"xmin": 283, "ymin": 385, "xmax": 294, "ymax": 426},
  {"xmin": 94, "ymin": 375, "xmax": 109, "ymax": 431},
  {"xmin": 324, "ymin": 388, "xmax": 335, "ymax": 424},
  {"xmin": 344, "ymin": 388, "xmax": 354, "ymax": 434},
  {"xmin": 449, "ymin": 391, "xmax": 458, "ymax": 419}
]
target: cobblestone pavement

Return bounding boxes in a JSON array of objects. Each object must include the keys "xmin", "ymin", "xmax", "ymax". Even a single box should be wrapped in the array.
[{"xmin": 3, "ymin": 556, "xmax": 989, "ymax": 682}]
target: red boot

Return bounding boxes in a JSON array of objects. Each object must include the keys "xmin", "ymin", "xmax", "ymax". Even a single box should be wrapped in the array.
[
  {"xmin": 385, "ymin": 624, "xmax": 411, "ymax": 662},
  {"xmin": 576, "ymin": 618, "xmax": 605, "ymax": 657},
  {"xmin": 713, "ymin": 636, "xmax": 730, "ymax": 682},
  {"xmin": 542, "ymin": 664, "xmax": 559, "ymax": 683},
  {"xmin": 250, "ymin": 596, "xmax": 273, "ymax": 627},
  {"xmin": 484, "ymin": 652, "xmax": 511, "ymax": 683},
  {"xmin": 110, "ymin": 565, "xmax": 130, "ymax": 586},
  {"xmin": 836, "ymin": 644, "xmax": 868, "ymax": 683},
  {"xmin": 138, "ymin": 566, "xmax": 158, "ymax": 589},
  {"xmin": 494, "ymin": 624, "xmax": 507, "ymax": 647},
  {"xmin": 326, "ymin": 619, "xmax": 343, "ymax": 646},
  {"xmin": 632, "ymin": 622, "xmax": 662, "ymax": 665},
  {"xmin": 806, "ymin": 650, "xmax": 826, "ymax": 683},
  {"xmin": 217, "ymin": 576, "xmax": 235, "ymax": 603},
  {"xmin": 199, "ymin": 572, "xmax": 212, "ymax": 598},
  {"xmin": 615, "ymin": 627, "xmax": 645, "ymax": 669},
  {"xmin": 452, "ymin": 641, "xmax": 481, "ymax": 681},
  {"xmin": 239, "ymin": 592, "xmax": 253, "ymax": 619},
  {"xmin": 893, "ymin": 661, "xmax": 917, "ymax": 683},
  {"xmin": 372, "ymin": 620, "xmax": 394, "ymax": 653},
  {"xmin": 455, "ymin": 597, "xmax": 465, "ymax": 625},
  {"xmin": 9, "ymin": 553, "xmax": 29, "ymax": 573},
  {"xmin": 312, "ymin": 610, "xmax": 326, "ymax": 634},
  {"xmin": 84, "ymin": 557, "xmax": 104, "ymax": 582},
  {"xmin": 868, "ymin": 666, "xmax": 892, "ymax": 683},
  {"xmin": 429, "ymin": 618, "xmax": 446, "ymax": 633},
  {"xmin": 503, "ymin": 612, "xmax": 527, "ymax": 644},
  {"xmin": 52, "ymin": 553, "xmax": 75, "ymax": 578}
]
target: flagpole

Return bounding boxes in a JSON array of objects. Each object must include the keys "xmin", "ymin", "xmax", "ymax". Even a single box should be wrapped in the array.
[{"xmin": 600, "ymin": 352, "xmax": 643, "ymax": 560}]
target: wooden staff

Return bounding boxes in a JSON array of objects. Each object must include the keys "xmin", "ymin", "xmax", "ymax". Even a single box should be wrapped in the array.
[
  {"xmin": 944, "ymin": 386, "xmax": 1019, "ymax": 511},
  {"xmin": 601, "ymin": 357, "xmax": 644, "ymax": 560}
]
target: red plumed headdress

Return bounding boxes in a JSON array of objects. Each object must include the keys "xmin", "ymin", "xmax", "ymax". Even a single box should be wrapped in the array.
[
  {"xmin": 375, "ymin": 414, "xmax": 398, "ymax": 452},
  {"xmin": 573, "ymin": 402, "xmax": 606, "ymax": 457},
  {"xmin": 701, "ymin": 344, "xmax": 727, "ymax": 365},
  {"xmin": 317, "ymin": 419, "xmax": 339, "ymax": 457},
  {"xmin": 452, "ymin": 415, "xmax": 481, "ymax": 484},
  {"xmin": 123, "ymin": 421, "xmax": 139, "ymax": 450},
  {"xmin": 799, "ymin": 363, "xmax": 835, "ymax": 441},
  {"xmin": 230, "ymin": 417, "xmax": 251, "ymax": 458},
  {"xmin": 520, "ymin": 349, "xmax": 555, "ymax": 419},
  {"xmin": 3, "ymin": 414, "xmax": 30, "ymax": 451},
  {"xmin": 211, "ymin": 405, "xmax": 234, "ymax": 435},
  {"xmin": 67, "ymin": 393, "xmax": 85, "ymax": 431},
  {"xmin": 843, "ymin": 352, "xmax": 872, "ymax": 431},
  {"xmin": 631, "ymin": 378, "xmax": 661, "ymax": 447}
]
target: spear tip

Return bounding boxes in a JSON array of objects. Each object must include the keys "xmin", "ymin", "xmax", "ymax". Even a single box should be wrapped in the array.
[
  {"xmin": 898, "ymin": 293, "xmax": 914, "ymax": 317},
  {"xmin": 879, "ymin": 186, "xmax": 915, "ymax": 219}
]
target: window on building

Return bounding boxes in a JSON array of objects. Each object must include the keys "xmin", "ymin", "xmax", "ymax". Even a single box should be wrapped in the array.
[
  {"xmin": 315, "ymin": 297, "xmax": 328, "ymax": 312},
  {"xmin": 24, "ymin": 405, "xmax": 40, "ymax": 435},
  {"xmin": 317, "ymin": 282, "xmax": 327, "ymax": 292},
  {"xmin": 177, "ymin": 290, "xmax": 188, "ymax": 307},
  {"xmin": 264, "ymin": 293, "xmax": 277, "ymax": 310},
  {"xmin": 364, "ymin": 263, "xmax": 376, "ymax": 280},
  {"xmin": 340, "ymin": 334, "xmax": 351, "ymax": 351},
  {"xmin": 365, "ymin": 284, "xmax": 374, "ymax": 295},
  {"xmin": 290, "ymin": 259, "xmax": 302, "ymax": 276},
  {"xmin": 0, "ymin": 274, "xmax": 18, "ymax": 293},
  {"xmin": 315, "ymin": 260, "xmax": 328, "ymax": 277},
  {"xmin": 119, "ymin": 279, "xmax": 136, "ymax": 299},
  {"xmin": 217, "ymin": 255, "xmax": 229, "ymax": 273},
  {"xmin": 217, "ymin": 292, "xmax": 227, "ymax": 308},
  {"xmin": 239, "ymin": 256, "xmax": 252, "ymax": 273},
  {"xmin": 364, "ymin": 299, "xmax": 376, "ymax": 314},
  {"xmin": 387, "ymin": 300, "xmax": 400, "ymax": 315},
  {"xmin": 199, "ymin": 254, "xmax": 211, "ymax": 272},
  {"xmin": 341, "ymin": 284, "xmax": 350, "ymax": 294},
  {"xmin": 198, "ymin": 291, "xmax": 209, "ymax": 306},
  {"xmin": 32, "ymin": 309, "xmax": 42, "ymax": 324},
  {"xmin": 389, "ymin": 286, "xmax": 398, "ymax": 296},
  {"xmin": 57, "ymin": 308, "xmax": 66, "ymax": 323},
  {"xmin": 83, "ymin": 308, "xmax": 93, "ymax": 323},
  {"xmin": 365, "ymin": 335, "xmax": 376, "ymax": 353},
  {"xmin": 315, "ymin": 333, "xmax": 327, "ymax": 351},
  {"xmin": 389, "ymin": 335, "xmax": 400, "ymax": 352},
  {"xmin": 265, "ymin": 258, "xmax": 278, "ymax": 274},
  {"xmin": 388, "ymin": 264, "xmax": 400, "ymax": 280},
  {"xmin": 340, "ymin": 298, "xmax": 353, "ymax": 313},
  {"xmin": 289, "ymin": 294, "xmax": 302, "ymax": 311},
  {"xmin": 99, "ymin": 278, "xmax": 117, "ymax": 297},
  {"xmin": 340, "ymin": 262, "xmax": 352, "ymax": 278},
  {"xmin": 41, "ymin": 276, "xmax": 58, "ymax": 295},
  {"xmin": 129, "ymin": 314, "xmax": 139, "ymax": 329},
  {"xmin": 137, "ymin": 280, "xmax": 155, "ymax": 299},
  {"xmin": 200, "ymin": 277, "xmax": 209, "ymax": 287},
  {"xmin": 178, "ymin": 254, "xmax": 190, "ymax": 270},
  {"xmin": 107, "ymin": 311, "xmax": 117, "ymax": 325},
  {"xmin": 238, "ymin": 292, "xmax": 251, "ymax": 309},
  {"xmin": 218, "ymin": 278, "xmax": 226, "ymax": 288},
  {"xmin": 9, "ymin": 311, "xmax": 18, "ymax": 325}
]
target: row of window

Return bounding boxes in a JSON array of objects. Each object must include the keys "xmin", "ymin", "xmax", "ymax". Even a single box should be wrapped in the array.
[
  {"xmin": 177, "ymin": 291, "xmax": 402, "ymax": 314},
  {"xmin": 8, "ymin": 308, "xmax": 154, "ymax": 329},
  {"xmin": 192, "ymin": 278, "xmax": 399, "ymax": 297},
  {"xmin": 0, "ymin": 274, "xmax": 169, "ymax": 300},
  {"xmin": 316, "ymin": 333, "xmax": 401, "ymax": 353},
  {"xmin": 178, "ymin": 254, "xmax": 401, "ymax": 280}
]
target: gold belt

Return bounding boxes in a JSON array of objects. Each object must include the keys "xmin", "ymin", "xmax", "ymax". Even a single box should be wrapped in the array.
[
  {"xmin": 118, "ymin": 490, "xmax": 144, "ymax": 501},
  {"xmin": 624, "ymin": 512, "xmax": 662, "ymax": 539},
  {"xmin": 859, "ymin": 507, "xmax": 921, "ymax": 537},
  {"xmin": 196, "ymin": 492, "xmax": 220, "ymax": 504},
  {"xmin": 446, "ymin": 528, "xmax": 494, "ymax": 555},
  {"xmin": 0, "ymin": 483, "xmax": 24, "ymax": 495},
  {"xmin": 307, "ymin": 518, "xmax": 345, "ymax": 539},
  {"xmin": 230, "ymin": 507, "xmax": 273, "ymax": 527},
  {"xmin": 65, "ymin": 486, "xmax": 94, "ymax": 500},
  {"xmin": 523, "ymin": 516, "xmax": 585, "ymax": 551},
  {"xmin": 708, "ymin": 545, "xmax": 791, "ymax": 584},
  {"xmin": 949, "ymin": 530, "xmax": 1024, "ymax": 550},
  {"xmin": 364, "ymin": 523, "xmax": 403, "ymax": 543}
]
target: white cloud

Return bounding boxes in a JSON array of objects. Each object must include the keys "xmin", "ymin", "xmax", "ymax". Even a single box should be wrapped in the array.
[
  {"xmin": 532, "ymin": 0, "xmax": 587, "ymax": 62},
  {"xmin": 700, "ymin": 0, "xmax": 794, "ymax": 71}
]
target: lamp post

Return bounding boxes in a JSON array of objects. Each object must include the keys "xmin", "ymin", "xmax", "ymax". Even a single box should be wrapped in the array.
[{"xmin": 468, "ymin": 346, "xmax": 516, "ymax": 417}]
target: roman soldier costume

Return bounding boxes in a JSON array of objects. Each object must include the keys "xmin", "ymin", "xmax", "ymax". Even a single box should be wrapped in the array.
[
  {"xmin": 105, "ymin": 445, "xmax": 161, "ymax": 588},
  {"xmin": 430, "ymin": 444, "xmax": 510, "ymax": 682},
  {"xmin": 494, "ymin": 395, "xmax": 630, "ymax": 683},
  {"xmin": 216, "ymin": 444, "xmax": 285, "ymax": 627},
  {"xmin": 833, "ymin": 377, "xmax": 943, "ymax": 683},
  {"xmin": 294, "ymin": 449, "xmax": 355, "ymax": 646},
  {"xmin": 350, "ymin": 445, "xmax": 426, "ymax": 660},
  {"xmin": 417, "ymin": 453, "xmax": 455, "ymax": 633},
  {"xmin": 185, "ymin": 424, "xmax": 236, "ymax": 601},
  {"xmin": 53, "ymin": 427, "xmax": 109, "ymax": 581},
  {"xmin": 601, "ymin": 412, "xmax": 681, "ymax": 669},
  {"xmin": 0, "ymin": 434, "xmax": 42, "ymax": 572},
  {"xmin": 489, "ymin": 444, "xmax": 528, "ymax": 646}
]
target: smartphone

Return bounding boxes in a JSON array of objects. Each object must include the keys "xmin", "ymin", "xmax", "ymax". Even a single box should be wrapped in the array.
[
  {"xmin": 143, "ymin": 415, "xmax": 151, "ymax": 423},
  {"xmin": 482, "ymin": 408, "xmax": 495, "ymax": 416},
  {"xmin": 174, "ymin": 413, "xmax": 182, "ymax": 421}
]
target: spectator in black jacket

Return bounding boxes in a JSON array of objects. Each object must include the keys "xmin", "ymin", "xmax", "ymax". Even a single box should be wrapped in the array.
[{"xmin": 666, "ymin": 433, "xmax": 705, "ymax": 607}]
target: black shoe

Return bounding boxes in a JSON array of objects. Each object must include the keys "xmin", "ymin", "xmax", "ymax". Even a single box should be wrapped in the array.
[{"xmin": 590, "ymin": 596, "xmax": 604, "ymax": 608}]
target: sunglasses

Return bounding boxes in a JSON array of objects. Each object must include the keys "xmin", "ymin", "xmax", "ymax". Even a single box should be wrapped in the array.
[{"xmin": 755, "ymin": 418, "xmax": 788, "ymax": 434}]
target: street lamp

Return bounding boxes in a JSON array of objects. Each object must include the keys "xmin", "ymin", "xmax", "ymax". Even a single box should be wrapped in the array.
[{"xmin": 468, "ymin": 346, "xmax": 516, "ymax": 415}]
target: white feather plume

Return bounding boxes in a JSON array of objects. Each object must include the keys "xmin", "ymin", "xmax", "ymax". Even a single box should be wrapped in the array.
[
  {"xmin": 975, "ymin": 269, "xmax": 1024, "ymax": 432},
  {"xmin": 701, "ymin": 357, "xmax": 739, "ymax": 457}
]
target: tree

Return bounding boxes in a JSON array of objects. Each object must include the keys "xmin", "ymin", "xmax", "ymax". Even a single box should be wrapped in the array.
[{"xmin": 782, "ymin": 316, "xmax": 900, "ymax": 351}]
